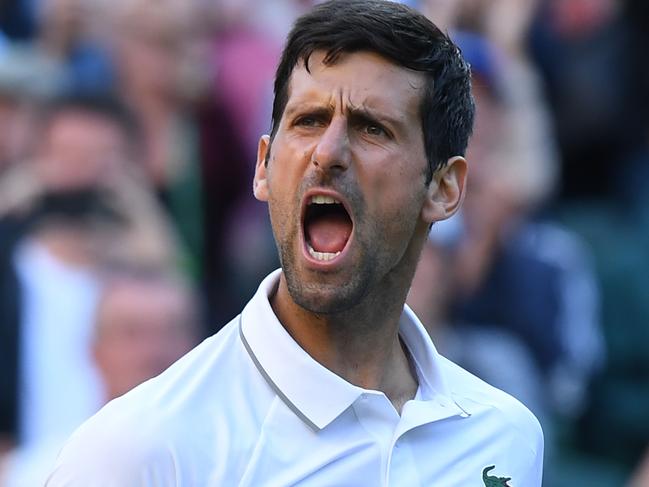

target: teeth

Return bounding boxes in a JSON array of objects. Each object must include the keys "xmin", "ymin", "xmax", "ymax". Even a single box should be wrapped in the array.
[
  {"xmin": 307, "ymin": 243, "xmax": 341, "ymax": 261},
  {"xmin": 310, "ymin": 195, "xmax": 340, "ymax": 205}
]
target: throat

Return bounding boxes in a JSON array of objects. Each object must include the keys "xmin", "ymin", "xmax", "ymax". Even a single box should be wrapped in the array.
[{"xmin": 305, "ymin": 212, "xmax": 352, "ymax": 253}]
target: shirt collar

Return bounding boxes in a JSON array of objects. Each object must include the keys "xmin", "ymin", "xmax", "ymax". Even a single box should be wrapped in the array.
[
  {"xmin": 398, "ymin": 305, "xmax": 472, "ymax": 421},
  {"xmin": 240, "ymin": 270, "xmax": 469, "ymax": 431}
]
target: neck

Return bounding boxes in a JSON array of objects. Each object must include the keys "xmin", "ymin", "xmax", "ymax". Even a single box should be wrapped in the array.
[{"xmin": 271, "ymin": 251, "xmax": 422, "ymax": 413}]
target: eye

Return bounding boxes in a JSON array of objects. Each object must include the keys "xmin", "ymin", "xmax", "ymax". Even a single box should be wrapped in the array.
[
  {"xmin": 359, "ymin": 121, "xmax": 392, "ymax": 140},
  {"xmin": 351, "ymin": 112, "xmax": 391, "ymax": 139},
  {"xmin": 294, "ymin": 115, "xmax": 323, "ymax": 128},
  {"xmin": 364, "ymin": 124, "xmax": 385, "ymax": 136}
]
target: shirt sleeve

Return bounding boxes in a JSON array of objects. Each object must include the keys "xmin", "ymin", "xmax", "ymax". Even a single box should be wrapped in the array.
[
  {"xmin": 44, "ymin": 419, "xmax": 178, "ymax": 487},
  {"xmin": 516, "ymin": 412, "xmax": 545, "ymax": 487}
]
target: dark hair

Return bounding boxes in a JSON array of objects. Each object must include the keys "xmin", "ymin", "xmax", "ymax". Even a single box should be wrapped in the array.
[{"xmin": 270, "ymin": 0, "xmax": 475, "ymax": 183}]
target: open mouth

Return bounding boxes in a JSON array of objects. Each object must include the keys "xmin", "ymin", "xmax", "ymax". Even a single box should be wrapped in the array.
[{"xmin": 303, "ymin": 194, "xmax": 353, "ymax": 262}]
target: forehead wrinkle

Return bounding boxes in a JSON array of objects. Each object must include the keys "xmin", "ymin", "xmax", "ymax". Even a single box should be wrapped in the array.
[
  {"xmin": 285, "ymin": 53, "xmax": 424, "ymax": 126},
  {"xmin": 283, "ymin": 86, "xmax": 336, "ymax": 118}
]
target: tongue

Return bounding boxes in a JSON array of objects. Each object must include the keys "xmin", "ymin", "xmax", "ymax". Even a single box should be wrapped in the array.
[{"xmin": 306, "ymin": 213, "xmax": 352, "ymax": 253}]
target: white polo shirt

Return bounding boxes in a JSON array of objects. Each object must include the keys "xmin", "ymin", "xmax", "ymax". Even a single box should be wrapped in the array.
[{"xmin": 47, "ymin": 270, "xmax": 543, "ymax": 486}]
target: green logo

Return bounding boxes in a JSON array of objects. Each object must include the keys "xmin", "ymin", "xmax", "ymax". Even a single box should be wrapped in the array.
[{"xmin": 482, "ymin": 465, "xmax": 511, "ymax": 487}]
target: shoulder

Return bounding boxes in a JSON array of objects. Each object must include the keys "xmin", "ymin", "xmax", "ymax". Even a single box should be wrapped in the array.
[
  {"xmin": 45, "ymin": 413, "xmax": 176, "ymax": 485},
  {"xmin": 440, "ymin": 355, "xmax": 544, "ymax": 457},
  {"xmin": 47, "ymin": 316, "xmax": 270, "ymax": 485}
]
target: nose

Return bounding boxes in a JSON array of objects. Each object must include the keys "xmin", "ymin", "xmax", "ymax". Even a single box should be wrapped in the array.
[{"xmin": 311, "ymin": 117, "xmax": 351, "ymax": 173}]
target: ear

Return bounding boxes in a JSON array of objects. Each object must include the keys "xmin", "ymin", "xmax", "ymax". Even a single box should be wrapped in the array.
[
  {"xmin": 420, "ymin": 156, "xmax": 467, "ymax": 224},
  {"xmin": 253, "ymin": 135, "xmax": 271, "ymax": 202}
]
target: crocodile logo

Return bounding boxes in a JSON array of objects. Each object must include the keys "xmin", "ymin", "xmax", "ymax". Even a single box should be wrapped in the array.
[{"xmin": 482, "ymin": 465, "xmax": 511, "ymax": 487}]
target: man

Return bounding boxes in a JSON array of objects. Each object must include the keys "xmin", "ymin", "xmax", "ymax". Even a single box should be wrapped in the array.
[
  {"xmin": 91, "ymin": 270, "xmax": 200, "ymax": 402},
  {"xmin": 2, "ymin": 270, "xmax": 198, "ymax": 486},
  {"xmin": 0, "ymin": 92, "xmax": 179, "ymax": 460},
  {"xmin": 47, "ymin": 1, "xmax": 543, "ymax": 485},
  {"xmin": 0, "ymin": 93, "xmax": 139, "ymax": 454}
]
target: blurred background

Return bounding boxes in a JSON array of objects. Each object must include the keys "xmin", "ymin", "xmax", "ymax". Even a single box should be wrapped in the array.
[{"xmin": 0, "ymin": 0, "xmax": 646, "ymax": 485}]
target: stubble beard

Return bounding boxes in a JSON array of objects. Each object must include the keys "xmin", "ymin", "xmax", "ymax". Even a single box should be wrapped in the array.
[
  {"xmin": 278, "ymin": 231, "xmax": 377, "ymax": 316},
  {"xmin": 278, "ymin": 207, "xmax": 423, "ymax": 319},
  {"xmin": 271, "ymin": 175, "xmax": 396, "ymax": 317}
]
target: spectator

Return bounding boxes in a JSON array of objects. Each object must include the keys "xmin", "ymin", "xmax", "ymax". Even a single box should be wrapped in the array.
[
  {"xmin": 531, "ymin": 0, "xmax": 646, "ymax": 203},
  {"xmin": 1, "ymin": 269, "xmax": 200, "ymax": 487},
  {"xmin": 110, "ymin": 0, "xmax": 206, "ymax": 276},
  {"xmin": 0, "ymin": 43, "xmax": 64, "ymax": 174},
  {"xmin": 0, "ymin": 92, "xmax": 181, "ymax": 455},
  {"xmin": 92, "ymin": 270, "xmax": 200, "ymax": 401},
  {"xmin": 408, "ymin": 29, "xmax": 605, "ymax": 485},
  {"xmin": 200, "ymin": 0, "xmax": 283, "ymax": 325},
  {"xmin": 36, "ymin": 0, "xmax": 115, "ymax": 93}
]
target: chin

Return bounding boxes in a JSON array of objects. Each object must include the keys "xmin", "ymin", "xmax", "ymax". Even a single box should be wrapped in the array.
[{"xmin": 286, "ymin": 271, "xmax": 369, "ymax": 316}]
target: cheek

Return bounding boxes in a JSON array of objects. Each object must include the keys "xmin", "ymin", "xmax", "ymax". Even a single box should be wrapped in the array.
[
  {"xmin": 266, "ymin": 143, "xmax": 300, "ymax": 192},
  {"xmin": 363, "ymin": 165, "xmax": 426, "ymax": 220},
  {"xmin": 266, "ymin": 145, "xmax": 307, "ymax": 215},
  {"xmin": 266, "ymin": 184, "xmax": 296, "ymax": 245},
  {"xmin": 357, "ymin": 142, "xmax": 426, "ymax": 190}
]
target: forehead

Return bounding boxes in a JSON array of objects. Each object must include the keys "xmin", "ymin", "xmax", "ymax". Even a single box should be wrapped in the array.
[
  {"xmin": 285, "ymin": 50, "xmax": 425, "ymax": 120},
  {"xmin": 47, "ymin": 110, "xmax": 121, "ymax": 136},
  {"xmin": 44, "ymin": 110, "xmax": 129, "ymax": 150}
]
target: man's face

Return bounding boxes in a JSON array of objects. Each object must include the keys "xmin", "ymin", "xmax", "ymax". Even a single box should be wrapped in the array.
[
  {"xmin": 254, "ymin": 51, "xmax": 452, "ymax": 314},
  {"xmin": 38, "ymin": 110, "xmax": 128, "ymax": 190},
  {"xmin": 94, "ymin": 281, "xmax": 197, "ymax": 400}
]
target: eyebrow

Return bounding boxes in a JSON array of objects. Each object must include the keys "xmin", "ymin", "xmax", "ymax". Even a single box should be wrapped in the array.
[
  {"xmin": 283, "ymin": 102, "xmax": 334, "ymax": 120},
  {"xmin": 284, "ymin": 102, "xmax": 406, "ymax": 132},
  {"xmin": 347, "ymin": 105, "xmax": 404, "ymax": 130}
]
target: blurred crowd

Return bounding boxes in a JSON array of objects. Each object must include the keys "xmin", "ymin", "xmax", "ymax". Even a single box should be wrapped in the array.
[{"xmin": 0, "ymin": 0, "xmax": 646, "ymax": 485}]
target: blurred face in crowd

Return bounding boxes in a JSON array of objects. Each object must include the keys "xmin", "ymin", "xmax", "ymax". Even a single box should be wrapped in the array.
[
  {"xmin": 36, "ymin": 109, "xmax": 129, "ymax": 190},
  {"xmin": 114, "ymin": 0, "xmax": 201, "ymax": 101},
  {"xmin": 117, "ymin": 24, "xmax": 182, "ymax": 100},
  {"xmin": 93, "ymin": 278, "xmax": 197, "ymax": 400},
  {"xmin": 462, "ymin": 81, "xmax": 516, "ymax": 234},
  {"xmin": 254, "ymin": 51, "xmax": 464, "ymax": 314}
]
